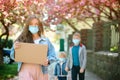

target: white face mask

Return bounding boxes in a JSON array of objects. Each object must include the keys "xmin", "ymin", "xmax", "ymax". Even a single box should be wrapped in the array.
[
  {"xmin": 59, "ymin": 58, "xmax": 65, "ymax": 62},
  {"xmin": 72, "ymin": 39, "xmax": 80, "ymax": 46},
  {"xmin": 29, "ymin": 26, "xmax": 39, "ymax": 34}
]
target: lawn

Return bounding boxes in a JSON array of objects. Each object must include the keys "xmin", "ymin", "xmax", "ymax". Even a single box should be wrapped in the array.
[{"xmin": 0, "ymin": 63, "xmax": 17, "ymax": 80}]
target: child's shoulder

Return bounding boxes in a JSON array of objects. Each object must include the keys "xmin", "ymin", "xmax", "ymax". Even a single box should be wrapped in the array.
[
  {"xmin": 70, "ymin": 43, "xmax": 85, "ymax": 47},
  {"xmin": 55, "ymin": 61, "xmax": 60, "ymax": 66}
]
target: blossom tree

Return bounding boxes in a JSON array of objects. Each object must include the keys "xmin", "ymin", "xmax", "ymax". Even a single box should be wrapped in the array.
[
  {"xmin": 0, "ymin": 0, "xmax": 49, "ymax": 64},
  {"xmin": 0, "ymin": 0, "xmax": 120, "ymax": 63},
  {"xmin": 45, "ymin": 0, "xmax": 120, "ymax": 31},
  {"xmin": 44, "ymin": 0, "xmax": 120, "ymax": 52},
  {"xmin": 0, "ymin": 0, "xmax": 18, "ymax": 64}
]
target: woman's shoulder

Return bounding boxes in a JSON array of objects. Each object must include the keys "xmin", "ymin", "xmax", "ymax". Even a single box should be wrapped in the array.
[{"xmin": 40, "ymin": 35, "xmax": 49, "ymax": 41}]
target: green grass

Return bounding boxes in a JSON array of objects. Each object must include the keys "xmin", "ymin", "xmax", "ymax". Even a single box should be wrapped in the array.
[{"xmin": 0, "ymin": 63, "xmax": 17, "ymax": 80}]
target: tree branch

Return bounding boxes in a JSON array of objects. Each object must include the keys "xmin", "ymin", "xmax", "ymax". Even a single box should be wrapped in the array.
[
  {"xmin": 0, "ymin": 20, "xmax": 9, "ymax": 49},
  {"xmin": 63, "ymin": 18, "xmax": 79, "ymax": 31}
]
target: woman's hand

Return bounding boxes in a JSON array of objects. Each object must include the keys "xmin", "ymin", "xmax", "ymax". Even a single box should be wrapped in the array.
[
  {"xmin": 42, "ymin": 59, "xmax": 49, "ymax": 66},
  {"xmin": 80, "ymin": 68, "xmax": 84, "ymax": 73},
  {"xmin": 14, "ymin": 41, "xmax": 21, "ymax": 49}
]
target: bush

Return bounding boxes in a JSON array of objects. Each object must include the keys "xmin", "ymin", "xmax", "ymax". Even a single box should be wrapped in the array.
[
  {"xmin": 110, "ymin": 46, "xmax": 119, "ymax": 53},
  {"xmin": 0, "ymin": 39, "xmax": 13, "ymax": 49}
]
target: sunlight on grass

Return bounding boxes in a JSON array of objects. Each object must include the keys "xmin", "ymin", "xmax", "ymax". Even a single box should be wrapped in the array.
[{"xmin": 0, "ymin": 63, "xmax": 17, "ymax": 80}]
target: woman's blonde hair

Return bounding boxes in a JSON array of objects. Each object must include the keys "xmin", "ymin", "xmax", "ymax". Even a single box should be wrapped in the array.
[{"xmin": 16, "ymin": 15, "xmax": 44, "ymax": 43}]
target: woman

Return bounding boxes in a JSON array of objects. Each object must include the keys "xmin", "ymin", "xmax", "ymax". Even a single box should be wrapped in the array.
[{"xmin": 10, "ymin": 15, "xmax": 56, "ymax": 80}]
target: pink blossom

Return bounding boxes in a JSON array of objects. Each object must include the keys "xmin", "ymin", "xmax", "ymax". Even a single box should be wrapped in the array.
[
  {"xmin": 106, "ymin": 1, "xmax": 110, "ymax": 6},
  {"xmin": 95, "ymin": 8, "xmax": 100, "ymax": 15},
  {"xmin": 89, "ymin": 0, "xmax": 95, "ymax": 6},
  {"xmin": 3, "ymin": 11, "xmax": 8, "ymax": 17},
  {"xmin": 80, "ymin": 0, "xmax": 86, "ymax": 6},
  {"xmin": 110, "ymin": 0, "xmax": 116, "ymax": 3},
  {"xmin": 53, "ymin": 5, "xmax": 60, "ymax": 11},
  {"xmin": 65, "ymin": 0, "xmax": 73, "ymax": 3},
  {"xmin": 16, "ymin": 0, "xmax": 22, "ymax": 1},
  {"xmin": 94, "ymin": 0, "xmax": 100, "ymax": 4},
  {"xmin": 48, "ymin": 11, "xmax": 55, "ymax": 15},
  {"xmin": 100, "ymin": 0, "xmax": 107, "ymax": 3}
]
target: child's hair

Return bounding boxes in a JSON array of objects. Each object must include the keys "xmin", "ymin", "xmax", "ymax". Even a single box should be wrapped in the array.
[
  {"xmin": 16, "ymin": 15, "xmax": 44, "ymax": 43},
  {"xmin": 73, "ymin": 32, "xmax": 81, "ymax": 38},
  {"xmin": 59, "ymin": 52, "xmax": 66, "ymax": 58}
]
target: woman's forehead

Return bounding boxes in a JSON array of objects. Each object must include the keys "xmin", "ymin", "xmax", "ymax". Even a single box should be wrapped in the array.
[{"xmin": 30, "ymin": 19, "xmax": 39, "ymax": 24}]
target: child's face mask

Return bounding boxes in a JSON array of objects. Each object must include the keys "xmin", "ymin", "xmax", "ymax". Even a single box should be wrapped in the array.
[
  {"xmin": 72, "ymin": 39, "xmax": 80, "ymax": 46},
  {"xmin": 29, "ymin": 25, "xmax": 39, "ymax": 34},
  {"xmin": 59, "ymin": 58, "xmax": 65, "ymax": 62}
]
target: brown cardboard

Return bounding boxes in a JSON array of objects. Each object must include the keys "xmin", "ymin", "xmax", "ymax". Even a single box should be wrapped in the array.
[{"xmin": 15, "ymin": 42, "xmax": 48, "ymax": 65}]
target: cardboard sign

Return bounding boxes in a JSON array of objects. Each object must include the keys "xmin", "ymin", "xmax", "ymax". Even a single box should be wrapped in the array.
[{"xmin": 15, "ymin": 42, "xmax": 48, "ymax": 65}]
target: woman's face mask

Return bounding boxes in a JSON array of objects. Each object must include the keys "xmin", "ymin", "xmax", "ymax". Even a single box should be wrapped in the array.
[
  {"xmin": 29, "ymin": 25, "xmax": 39, "ymax": 34},
  {"xmin": 72, "ymin": 39, "xmax": 80, "ymax": 46}
]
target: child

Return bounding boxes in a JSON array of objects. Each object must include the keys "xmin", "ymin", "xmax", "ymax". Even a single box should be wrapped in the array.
[
  {"xmin": 10, "ymin": 15, "xmax": 56, "ymax": 80},
  {"xmin": 65, "ymin": 32, "xmax": 87, "ymax": 80},
  {"xmin": 54, "ymin": 52, "xmax": 68, "ymax": 80}
]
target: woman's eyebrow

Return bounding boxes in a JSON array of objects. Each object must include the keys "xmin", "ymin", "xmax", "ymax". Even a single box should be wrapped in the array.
[
  {"xmin": 35, "ymin": 23, "xmax": 39, "ymax": 25},
  {"xmin": 29, "ymin": 22, "xmax": 39, "ymax": 25}
]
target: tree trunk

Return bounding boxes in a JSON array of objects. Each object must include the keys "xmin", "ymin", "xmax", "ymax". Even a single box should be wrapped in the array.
[
  {"xmin": 0, "ymin": 49, "xmax": 3, "ymax": 64},
  {"xmin": 0, "ymin": 22, "xmax": 9, "ymax": 64},
  {"xmin": 118, "ymin": 23, "xmax": 120, "ymax": 53}
]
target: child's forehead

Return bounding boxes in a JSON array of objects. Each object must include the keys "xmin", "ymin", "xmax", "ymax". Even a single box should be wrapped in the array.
[
  {"xmin": 73, "ymin": 32, "xmax": 81, "ymax": 37},
  {"xmin": 59, "ymin": 53, "xmax": 66, "ymax": 57},
  {"xmin": 73, "ymin": 35, "xmax": 80, "ymax": 38}
]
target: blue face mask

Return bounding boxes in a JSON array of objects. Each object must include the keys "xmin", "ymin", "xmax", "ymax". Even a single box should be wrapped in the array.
[
  {"xmin": 29, "ymin": 26, "xmax": 39, "ymax": 34},
  {"xmin": 72, "ymin": 39, "xmax": 80, "ymax": 46}
]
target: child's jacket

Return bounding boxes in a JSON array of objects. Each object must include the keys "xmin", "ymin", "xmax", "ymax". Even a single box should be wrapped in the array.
[{"xmin": 54, "ymin": 60, "xmax": 68, "ymax": 77}]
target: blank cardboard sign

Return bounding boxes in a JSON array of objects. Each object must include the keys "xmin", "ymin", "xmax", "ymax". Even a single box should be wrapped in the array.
[{"xmin": 15, "ymin": 42, "xmax": 48, "ymax": 65}]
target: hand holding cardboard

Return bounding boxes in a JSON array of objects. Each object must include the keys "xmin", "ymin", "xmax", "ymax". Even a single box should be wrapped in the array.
[{"xmin": 15, "ymin": 42, "xmax": 48, "ymax": 65}]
